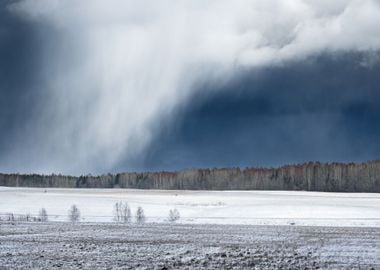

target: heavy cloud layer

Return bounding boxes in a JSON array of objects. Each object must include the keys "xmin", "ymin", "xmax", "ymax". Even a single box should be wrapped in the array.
[
  {"xmin": 1, "ymin": 0, "xmax": 380, "ymax": 174},
  {"xmin": 141, "ymin": 52, "xmax": 380, "ymax": 171}
]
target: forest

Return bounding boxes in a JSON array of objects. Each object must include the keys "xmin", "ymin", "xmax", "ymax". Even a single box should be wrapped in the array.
[{"xmin": 0, "ymin": 161, "xmax": 379, "ymax": 192}]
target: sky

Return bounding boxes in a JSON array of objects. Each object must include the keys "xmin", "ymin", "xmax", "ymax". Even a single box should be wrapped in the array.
[{"xmin": 0, "ymin": 0, "xmax": 380, "ymax": 175}]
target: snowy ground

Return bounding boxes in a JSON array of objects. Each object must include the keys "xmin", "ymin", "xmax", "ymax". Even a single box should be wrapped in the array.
[
  {"xmin": 0, "ymin": 187, "xmax": 379, "ymax": 226},
  {"xmin": 0, "ymin": 222, "xmax": 379, "ymax": 269},
  {"xmin": 1, "ymin": 188, "xmax": 380, "ymax": 269}
]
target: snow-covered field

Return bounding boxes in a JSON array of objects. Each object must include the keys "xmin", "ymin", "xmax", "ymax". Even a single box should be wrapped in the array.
[
  {"xmin": 1, "ymin": 188, "xmax": 380, "ymax": 269},
  {"xmin": 0, "ymin": 187, "xmax": 379, "ymax": 226},
  {"xmin": 1, "ymin": 223, "xmax": 379, "ymax": 269}
]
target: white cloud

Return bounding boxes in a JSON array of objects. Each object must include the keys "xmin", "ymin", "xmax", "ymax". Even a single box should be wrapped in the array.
[{"xmin": 8, "ymin": 0, "xmax": 380, "ymax": 174}]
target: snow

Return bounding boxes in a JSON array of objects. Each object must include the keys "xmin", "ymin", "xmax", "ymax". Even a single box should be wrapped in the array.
[
  {"xmin": 0, "ymin": 187, "xmax": 379, "ymax": 226},
  {"xmin": 1, "ymin": 223, "xmax": 380, "ymax": 269}
]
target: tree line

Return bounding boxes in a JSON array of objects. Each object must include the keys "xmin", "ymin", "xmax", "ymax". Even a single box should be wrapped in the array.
[{"xmin": 1, "ymin": 161, "xmax": 379, "ymax": 192}]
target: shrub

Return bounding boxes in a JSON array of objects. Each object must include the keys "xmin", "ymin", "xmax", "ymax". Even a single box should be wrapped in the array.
[
  {"xmin": 39, "ymin": 208, "xmax": 48, "ymax": 222},
  {"xmin": 135, "ymin": 206, "xmax": 145, "ymax": 224},
  {"xmin": 68, "ymin": 204, "xmax": 81, "ymax": 223},
  {"xmin": 168, "ymin": 208, "xmax": 180, "ymax": 223}
]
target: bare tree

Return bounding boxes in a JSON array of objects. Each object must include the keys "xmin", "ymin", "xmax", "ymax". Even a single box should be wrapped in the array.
[
  {"xmin": 135, "ymin": 206, "xmax": 145, "ymax": 224},
  {"xmin": 113, "ymin": 201, "xmax": 131, "ymax": 223},
  {"xmin": 121, "ymin": 203, "xmax": 132, "ymax": 223},
  {"xmin": 168, "ymin": 208, "xmax": 180, "ymax": 223},
  {"xmin": 113, "ymin": 201, "xmax": 122, "ymax": 222},
  {"xmin": 39, "ymin": 208, "xmax": 48, "ymax": 222},
  {"xmin": 68, "ymin": 204, "xmax": 80, "ymax": 223}
]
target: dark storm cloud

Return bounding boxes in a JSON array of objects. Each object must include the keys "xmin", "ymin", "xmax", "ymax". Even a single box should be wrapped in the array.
[
  {"xmin": 2, "ymin": 1, "xmax": 380, "ymax": 174},
  {"xmin": 139, "ymin": 53, "xmax": 380, "ymax": 171},
  {"xmin": 0, "ymin": 2, "xmax": 41, "ymax": 153}
]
